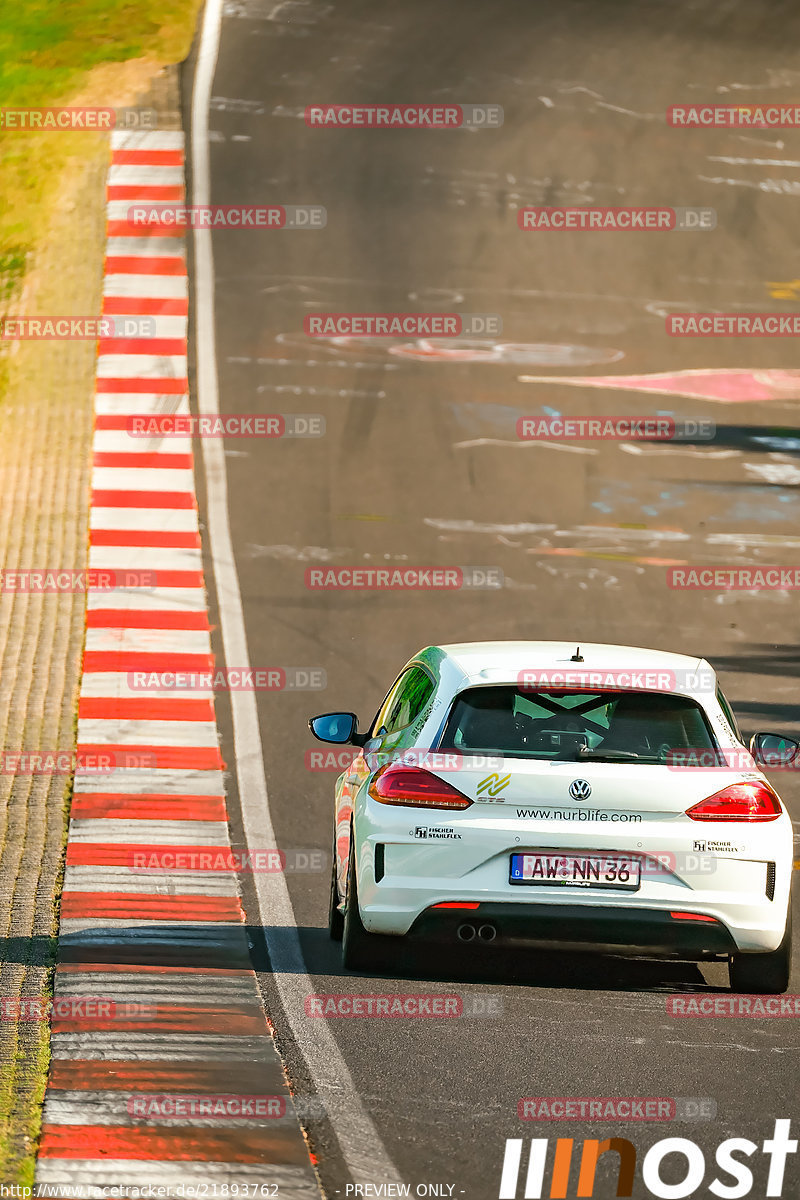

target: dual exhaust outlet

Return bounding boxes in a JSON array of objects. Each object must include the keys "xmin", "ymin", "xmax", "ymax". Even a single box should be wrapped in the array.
[{"xmin": 457, "ymin": 922, "xmax": 497, "ymax": 943}]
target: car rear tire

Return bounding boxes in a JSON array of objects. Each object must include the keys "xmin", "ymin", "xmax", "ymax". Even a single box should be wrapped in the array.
[
  {"xmin": 729, "ymin": 908, "xmax": 792, "ymax": 995},
  {"xmin": 342, "ymin": 838, "xmax": 381, "ymax": 971},
  {"xmin": 328, "ymin": 842, "xmax": 344, "ymax": 942}
]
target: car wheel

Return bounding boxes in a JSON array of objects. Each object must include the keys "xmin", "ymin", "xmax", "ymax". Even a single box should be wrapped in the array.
[
  {"xmin": 328, "ymin": 841, "xmax": 344, "ymax": 942},
  {"xmin": 729, "ymin": 907, "xmax": 792, "ymax": 995},
  {"xmin": 342, "ymin": 836, "xmax": 380, "ymax": 971}
]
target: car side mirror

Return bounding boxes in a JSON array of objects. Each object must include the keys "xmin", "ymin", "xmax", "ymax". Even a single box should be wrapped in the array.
[
  {"xmin": 749, "ymin": 731, "xmax": 800, "ymax": 769},
  {"xmin": 308, "ymin": 712, "xmax": 366, "ymax": 746}
]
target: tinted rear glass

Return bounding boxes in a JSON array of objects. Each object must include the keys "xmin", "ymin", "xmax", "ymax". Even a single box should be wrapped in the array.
[{"xmin": 439, "ymin": 687, "xmax": 717, "ymax": 762}]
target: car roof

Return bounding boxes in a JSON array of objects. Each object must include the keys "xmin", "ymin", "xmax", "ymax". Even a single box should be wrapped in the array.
[{"xmin": 421, "ymin": 641, "xmax": 711, "ymax": 689}]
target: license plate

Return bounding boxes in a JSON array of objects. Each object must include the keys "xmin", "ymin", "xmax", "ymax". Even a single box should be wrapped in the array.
[{"xmin": 509, "ymin": 853, "xmax": 640, "ymax": 890}]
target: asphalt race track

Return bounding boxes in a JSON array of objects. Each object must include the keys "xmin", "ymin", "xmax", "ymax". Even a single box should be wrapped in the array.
[{"xmin": 185, "ymin": 2, "xmax": 800, "ymax": 1196}]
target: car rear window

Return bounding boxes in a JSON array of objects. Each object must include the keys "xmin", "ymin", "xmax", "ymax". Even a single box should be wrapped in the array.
[{"xmin": 438, "ymin": 686, "xmax": 717, "ymax": 762}]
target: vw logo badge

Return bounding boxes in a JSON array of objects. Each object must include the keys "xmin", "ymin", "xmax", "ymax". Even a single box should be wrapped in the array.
[{"xmin": 569, "ymin": 779, "xmax": 592, "ymax": 801}]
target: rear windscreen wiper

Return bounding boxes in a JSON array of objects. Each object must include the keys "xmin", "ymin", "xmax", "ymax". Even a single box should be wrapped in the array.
[{"xmin": 572, "ymin": 747, "xmax": 642, "ymax": 761}]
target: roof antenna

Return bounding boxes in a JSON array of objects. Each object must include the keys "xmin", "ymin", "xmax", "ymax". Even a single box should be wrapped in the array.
[{"xmin": 571, "ymin": 646, "xmax": 584, "ymax": 662}]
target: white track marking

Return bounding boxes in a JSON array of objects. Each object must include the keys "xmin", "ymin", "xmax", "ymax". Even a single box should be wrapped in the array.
[
  {"xmin": 103, "ymin": 274, "xmax": 189, "ymax": 298},
  {"xmin": 108, "ymin": 201, "xmax": 181, "ymax": 221},
  {"xmin": 84, "ymin": 586, "xmax": 206, "ymax": 610},
  {"xmin": 453, "ymin": 437, "xmax": 598, "ymax": 454},
  {"xmin": 424, "ymin": 517, "xmax": 557, "ymax": 535},
  {"xmin": 67, "ymin": 818, "xmax": 229, "ymax": 843},
  {"xmin": 63, "ymin": 867, "xmax": 239, "ymax": 894},
  {"xmin": 95, "ymin": 356, "xmax": 188, "ymax": 380},
  {"xmin": 105, "ymin": 237, "xmax": 186, "ymax": 256},
  {"xmin": 77, "ymin": 718, "xmax": 219, "ymax": 746},
  {"xmin": 88, "ymin": 547, "xmax": 202, "ymax": 574},
  {"xmin": 111, "ymin": 131, "xmax": 186, "ymax": 151},
  {"xmin": 108, "ymin": 164, "xmax": 185, "ymax": 186},
  {"xmin": 93, "ymin": 429, "xmax": 193, "ymax": 453},
  {"xmin": 70, "ymin": 768, "xmax": 225, "ymax": 794},
  {"xmin": 55, "ymin": 972, "xmax": 257, "ymax": 997},
  {"xmin": 191, "ymin": 0, "xmax": 403, "ymax": 1189},
  {"xmin": 90, "ymin": 466, "xmax": 195, "ymax": 491},
  {"xmin": 79, "ymin": 674, "xmax": 214, "ymax": 700},
  {"xmin": 84, "ymin": 627, "xmax": 209, "ymax": 654},
  {"xmin": 89, "ymin": 508, "xmax": 199, "ymax": 532},
  {"xmin": 94, "ymin": 395, "xmax": 191, "ymax": 415}
]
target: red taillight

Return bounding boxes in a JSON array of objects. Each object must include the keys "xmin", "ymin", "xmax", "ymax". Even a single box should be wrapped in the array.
[
  {"xmin": 670, "ymin": 911, "xmax": 718, "ymax": 923},
  {"xmin": 433, "ymin": 902, "xmax": 480, "ymax": 910},
  {"xmin": 686, "ymin": 782, "xmax": 782, "ymax": 822},
  {"xmin": 368, "ymin": 765, "xmax": 473, "ymax": 810}
]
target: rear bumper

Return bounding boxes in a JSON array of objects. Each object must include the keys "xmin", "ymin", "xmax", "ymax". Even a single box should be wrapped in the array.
[
  {"xmin": 353, "ymin": 816, "xmax": 793, "ymax": 952},
  {"xmin": 351, "ymin": 799, "xmax": 793, "ymax": 953},
  {"xmin": 406, "ymin": 901, "xmax": 738, "ymax": 958}
]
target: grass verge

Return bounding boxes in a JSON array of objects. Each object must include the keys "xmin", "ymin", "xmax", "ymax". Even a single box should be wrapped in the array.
[{"xmin": 0, "ymin": 0, "xmax": 202, "ymax": 305}]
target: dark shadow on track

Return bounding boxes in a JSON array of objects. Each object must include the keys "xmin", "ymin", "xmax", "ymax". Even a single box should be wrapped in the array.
[
  {"xmin": 714, "ymin": 646, "xmax": 800, "ymax": 681},
  {"xmin": 733, "ymin": 702, "xmax": 800, "ymax": 728},
  {"xmin": 0, "ymin": 935, "xmax": 57, "ymax": 967},
  {"xmin": 273, "ymin": 924, "xmax": 727, "ymax": 993}
]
